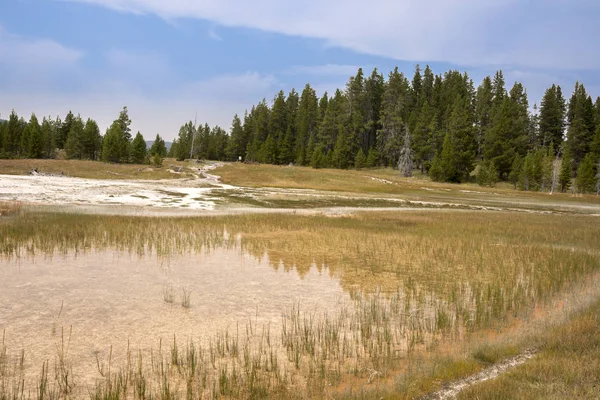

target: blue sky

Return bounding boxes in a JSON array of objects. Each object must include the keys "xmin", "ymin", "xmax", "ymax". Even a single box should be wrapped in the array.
[{"xmin": 1, "ymin": 0, "xmax": 599, "ymax": 140}]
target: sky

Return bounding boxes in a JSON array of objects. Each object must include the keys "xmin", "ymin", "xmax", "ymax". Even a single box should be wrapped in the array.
[{"xmin": 1, "ymin": 0, "xmax": 599, "ymax": 141}]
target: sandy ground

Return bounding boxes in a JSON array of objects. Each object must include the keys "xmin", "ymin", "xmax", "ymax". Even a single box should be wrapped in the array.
[{"xmin": 0, "ymin": 163, "xmax": 234, "ymax": 211}]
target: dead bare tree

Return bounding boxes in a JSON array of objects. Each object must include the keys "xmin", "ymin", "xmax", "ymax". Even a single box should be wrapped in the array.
[
  {"xmin": 398, "ymin": 125, "xmax": 413, "ymax": 177},
  {"xmin": 550, "ymin": 152, "xmax": 561, "ymax": 195},
  {"xmin": 596, "ymin": 159, "xmax": 600, "ymax": 195}
]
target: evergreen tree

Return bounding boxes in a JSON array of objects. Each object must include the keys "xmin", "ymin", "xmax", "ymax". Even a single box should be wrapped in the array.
[
  {"xmin": 258, "ymin": 134, "xmax": 277, "ymax": 164},
  {"xmin": 278, "ymin": 125, "xmax": 295, "ymax": 165},
  {"xmin": 296, "ymin": 84, "xmax": 318, "ymax": 165},
  {"xmin": 475, "ymin": 76, "xmax": 494, "ymax": 159},
  {"xmin": 437, "ymin": 131, "xmax": 457, "ymax": 182},
  {"xmin": 364, "ymin": 68, "xmax": 384, "ymax": 151},
  {"xmin": 309, "ymin": 145, "xmax": 326, "ymax": 169},
  {"xmin": 149, "ymin": 134, "xmax": 167, "ymax": 158},
  {"xmin": 576, "ymin": 153, "xmax": 597, "ymax": 193},
  {"xmin": 65, "ymin": 116, "xmax": 84, "ymax": 159},
  {"xmin": 377, "ymin": 68, "xmax": 410, "ymax": 166},
  {"xmin": 130, "ymin": 132, "xmax": 147, "ymax": 164},
  {"xmin": 27, "ymin": 114, "xmax": 43, "ymax": 159},
  {"xmin": 175, "ymin": 122, "xmax": 194, "ymax": 161},
  {"xmin": 366, "ymin": 148, "xmax": 379, "ymax": 168},
  {"xmin": 508, "ymin": 155, "xmax": 522, "ymax": 189},
  {"xmin": 559, "ymin": 148, "xmax": 572, "ymax": 192},
  {"xmin": 116, "ymin": 106, "xmax": 132, "ymax": 161},
  {"xmin": 82, "ymin": 119, "xmax": 102, "ymax": 160},
  {"xmin": 41, "ymin": 117, "xmax": 56, "ymax": 159},
  {"xmin": 318, "ymin": 89, "xmax": 345, "ymax": 154},
  {"xmin": 596, "ymin": 159, "xmax": 600, "ymax": 195},
  {"xmin": 354, "ymin": 148, "xmax": 366, "ymax": 169},
  {"xmin": 270, "ymin": 91, "xmax": 288, "ymax": 152},
  {"xmin": 102, "ymin": 122, "xmax": 124, "ymax": 163},
  {"xmin": 57, "ymin": 111, "xmax": 74, "ymax": 149},
  {"xmin": 538, "ymin": 84, "xmax": 566, "ymax": 149},
  {"xmin": 475, "ymin": 160, "xmax": 499, "ymax": 187},
  {"xmin": 0, "ymin": 119, "xmax": 6, "ymax": 156},
  {"xmin": 3, "ymin": 111, "xmax": 23, "ymax": 156},
  {"xmin": 566, "ymin": 82, "xmax": 595, "ymax": 169},
  {"xmin": 225, "ymin": 114, "xmax": 244, "ymax": 161},
  {"xmin": 448, "ymin": 96, "xmax": 476, "ymax": 182}
]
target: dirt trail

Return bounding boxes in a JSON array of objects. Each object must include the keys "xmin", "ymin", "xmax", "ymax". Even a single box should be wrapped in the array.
[{"xmin": 425, "ymin": 349, "xmax": 538, "ymax": 399}]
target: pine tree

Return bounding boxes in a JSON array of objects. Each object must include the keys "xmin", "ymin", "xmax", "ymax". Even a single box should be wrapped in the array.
[
  {"xmin": 57, "ymin": 111, "xmax": 74, "ymax": 149},
  {"xmin": 0, "ymin": 119, "xmax": 6, "ymax": 156},
  {"xmin": 65, "ymin": 116, "xmax": 84, "ymax": 159},
  {"xmin": 3, "ymin": 111, "xmax": 23, "ymax": 156},
  {"xmin": 296, "ymin": 84, "xmax": 318, "ymax": 165},
  {"xmin": 377, "ymin": 68, "xmax": 410, "ymax": 166},
  {"xmin": 366, "ymin": 148, "xmax": 379, "ymax": 168},
  {"xmin": 398, "ymin": 126, "xmax": 413, "ymax": 177},
  {"xmin": 82, "ymin": 119, "xmax": 102, "ymax": 160},
  {"xmin": 437, "ymin": 132, "xmax": 457, "ymax": 182},
  {"xmin": 41, "ymin": 117, "xmax": 56, "ymax": 158},
  {"xmin": 27, "ymin": 114, "xmax": 43, "ymax": 158},
  {"xmin": 576, "ymin": 153, "xmax": 597, "ymax": 193},
  {"xmin": 508, "ymin": 155, "xmax": 522, "ymax": 189},
  {"xmin": 354, "ymin": 148, "xmax": 366, "ymax": 170},
  {"xmin": 130, "ymin": 132, "xmax": 147, "ymax": 164},
  {"xmin": 278, "ymin": 125, "xmax": 295, "ymax": 165},
  {"xmin": 475, "ymin": 76, "xmax": 494, "ymax": 159},
  {"xmin": 566, "ymin": 82, "xmax": 595, "ymax": 170},
  {"xmin": 309, "ymin": 146, "xmax": 326, "ymax": 169},
  {"xmin": 270, "ymin": 91, "xmax": 288, "ymax": 152},
  {"xmin": 149, "ymin": 134, "xmax": 167, "ymax": 158},
  {"xmin": 559, "ymin": 148, "xmax": 572, "ymax": 192},
  {"xmin": 448, "ymin": 96, "xmax": 476, "ymax": 182},
  {"xmin": 539, "ymin": 84, "xmax": 566, "ymax": 149},
  {"xmin": 596, "ymin": 159, "xmax": 600, "ymax": 195}
]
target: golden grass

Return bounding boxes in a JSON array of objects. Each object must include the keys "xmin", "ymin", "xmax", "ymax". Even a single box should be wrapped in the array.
[
  {"xmin": 0, "ymin": 201, "xmax": 21, "ymax": 216},
  {"xmin": 457, "ymin": 299, "xmax": 600, "ymax": 399},
  {"xmin": 0, "ymin": 159, "xmax": 187, "ymax": 180},
  {"xmin": 214, "ymin": 162, "xmax": 600, "ymax": 206},
  {"xmin": 1, "ymin": 209, "xmax": 599, "ymax": 399}
]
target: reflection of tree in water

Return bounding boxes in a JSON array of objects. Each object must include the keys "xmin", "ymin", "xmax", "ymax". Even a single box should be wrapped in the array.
[{"xmin": 3, "ymin": 211, "xmax": 600, "ymax": 324}]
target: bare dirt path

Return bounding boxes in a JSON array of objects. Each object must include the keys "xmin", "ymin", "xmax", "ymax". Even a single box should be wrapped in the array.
[{"xmin": 425, "ymin": 349, "xmax": 538, "ymax": 399}]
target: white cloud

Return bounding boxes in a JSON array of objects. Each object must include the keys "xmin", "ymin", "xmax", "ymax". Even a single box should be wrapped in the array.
[
  {"xmin": 0, "ymin": 25, "xmax": 84, "ymax": 89},
  {"xmin": 0, "ymin": 71, "xmax": 280, "ymax": 140},
  {"xmin": 287, "ymin": 64, "xmax": 362, "ymax": 77},
  {"xmin": 60, "ymin": 0, "xmax": 600, "ymax": 69}
]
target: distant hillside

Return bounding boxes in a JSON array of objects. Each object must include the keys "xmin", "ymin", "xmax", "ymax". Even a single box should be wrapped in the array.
[
  {"xmin": 0, "ymin": 119, "xmax": 7, "ymax": 124},
  {"xmin": 145, "ymin": 140, "xmax": 173, "ymax": 151}
]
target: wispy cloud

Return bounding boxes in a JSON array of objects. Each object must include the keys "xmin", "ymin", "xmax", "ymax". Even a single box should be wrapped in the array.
[
  {"xmin": 1, "ymin": 68, "xmax": 280, "ymax": 139},
  {"xmin": 58, "ymin": 0, "xmax": 600, "ymax": 70},
  {"xmin": 287, "ymin": 64, "xmax": 362, "ymax": 77}
]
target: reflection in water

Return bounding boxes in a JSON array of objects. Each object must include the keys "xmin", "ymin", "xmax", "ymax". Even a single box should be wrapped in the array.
[
  {"xmin": 1, "ymin": 211, "xmax": 600, "ymax": 398},
  {"xmin": 1, "ymin": 248, "xmax": 347, "ymax": 388}
]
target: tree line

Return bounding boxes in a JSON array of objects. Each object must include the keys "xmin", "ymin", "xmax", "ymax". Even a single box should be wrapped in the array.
[
  {"xmin": 0, "ymin": 106, "xmax": 167, "ymax": 165},
  {"xmin": 2, "ymin": 65, "xmax": 600, "ymax": 193}
]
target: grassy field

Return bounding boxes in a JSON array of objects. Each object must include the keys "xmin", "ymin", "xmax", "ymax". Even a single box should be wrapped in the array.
[
  {"xmin": 214, "ymin": 162, "xmax": 600, "ymax": 207},
  {"xmin": 1, "ymin": 209, "xmax": 599, "ymax": 398},
  {"xmin": 0, "ymin": 159, "xmax": 189, "ymax": 180},
  {"xmin": 457, "ymin": 299, "xmax": 600, "ymax": 399}
]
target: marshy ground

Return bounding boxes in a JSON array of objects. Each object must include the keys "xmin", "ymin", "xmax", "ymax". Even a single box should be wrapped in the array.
[{"xmin": 0, "ymin": 160, "xmax": 599, "ymax": 399}]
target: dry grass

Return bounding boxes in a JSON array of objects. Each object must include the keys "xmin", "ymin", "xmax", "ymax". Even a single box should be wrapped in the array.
[
  {"xmin": 214, "ymin": 162, "xmax": 600, "ymax": 206},
  {"xmin": 1, "ymin": 209, "xmax": 599, "ymax": 398},
  {"xmin": 457, "ymin": 299, "xmax": 600, "ymax": 399},
  {"xmin": 0, "ymin": 201, "xmax": 21, "ymax": 216},
  {"xmin": 0, "ymin": 159, "xmax": 188, "ymax": 180}
]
